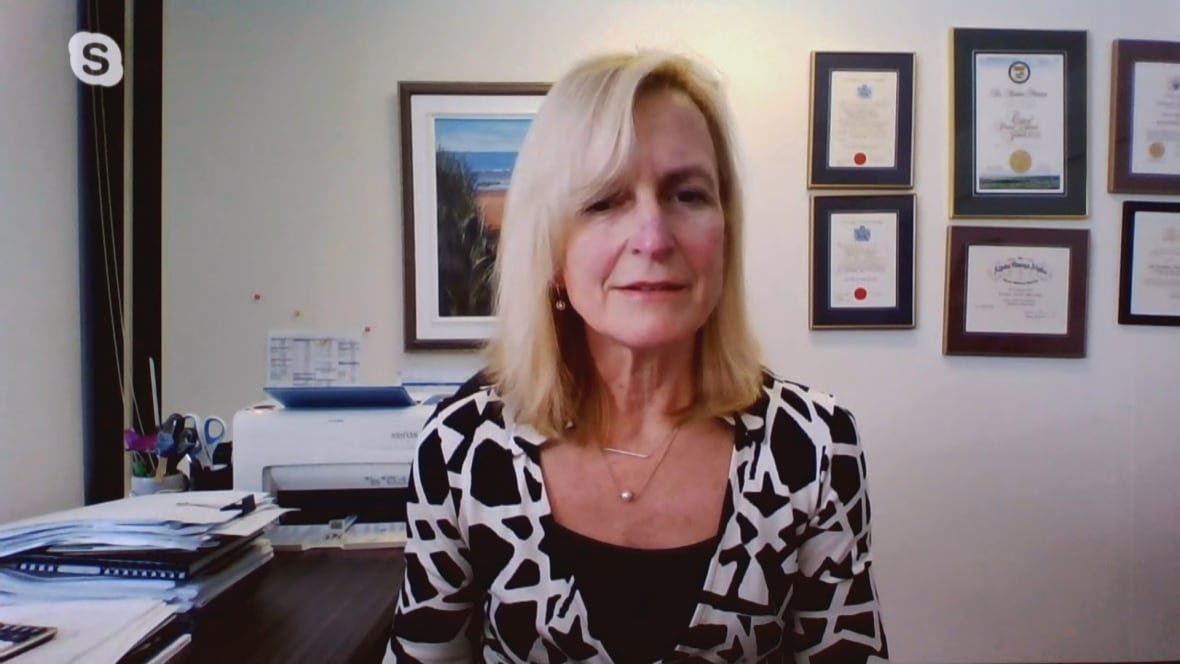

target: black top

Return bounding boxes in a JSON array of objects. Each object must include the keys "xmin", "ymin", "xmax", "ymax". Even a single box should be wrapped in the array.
[{"xmin": 547, "ymin": 521, "xmax": 719, "ymax": 663}]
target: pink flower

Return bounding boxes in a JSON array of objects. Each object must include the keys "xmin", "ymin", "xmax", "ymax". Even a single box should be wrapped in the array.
[{"xmin": 124, "ymin": 428, "xmax": 158, "ymax": 452}]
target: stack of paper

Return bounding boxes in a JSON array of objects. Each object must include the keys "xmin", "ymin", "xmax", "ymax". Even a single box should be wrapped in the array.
[
  {"xmin": 0, "ymin": 491, "xmax": 285, "ymax": 611},
  {"xmin": 0, "ymin": 491, "xmax": 283, "ymax": 556},
  {"xmin": 0, "ymin": 598, "xmax": 178, "ymax": 664}
]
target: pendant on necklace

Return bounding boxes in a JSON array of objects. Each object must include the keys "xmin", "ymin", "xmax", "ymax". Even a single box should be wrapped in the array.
[{"xmin": 619, "ymin": 490, "xmax": 634, "ymax": 503}]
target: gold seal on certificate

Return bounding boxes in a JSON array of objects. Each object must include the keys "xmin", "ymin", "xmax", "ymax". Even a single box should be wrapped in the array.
[
  {"xmin": 974, "ymin": 53, "xmax": 1066, "ymax": 194},
  {"xmin": 1009, "ymin": 149, "xmax": 1032, "ymax": 173}
]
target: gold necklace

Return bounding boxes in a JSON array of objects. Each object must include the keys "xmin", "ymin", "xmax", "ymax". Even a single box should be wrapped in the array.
[{"xmin": 598, "ymin": 423, "xmax": 683, "ymax": 503}]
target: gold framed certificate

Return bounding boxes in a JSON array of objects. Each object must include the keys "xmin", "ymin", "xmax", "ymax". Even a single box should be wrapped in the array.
[
  {"xmin": 951, "ymin": 29, "xmax": 1088, "ymax": 218},
  {"xmin": 1109, "ymin": 40, "xmax": 1180, "ymax": 194},
  {"xmin": 944, "ymin": 226, "xmax": 1089, "ymax": 357},
  {"xmin": 810, "ymin": 194, "xmax": 916, "ymax": 329},
  {"xmin": 1119, "ymin": 201, "xmax": 1180, "ymax": 325},
  {"xmin": 808, "ymin": 52, "xmax": 915, "ymax": 189}
]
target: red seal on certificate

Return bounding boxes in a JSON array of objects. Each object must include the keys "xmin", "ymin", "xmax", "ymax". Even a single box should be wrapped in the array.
[
  {"xmin": 854, "ymin": 287, "xmax": 868, "ymax": 300},
  {"xmin": 854, "ymin": 152, "xmax": 867, "ymax": 166}
]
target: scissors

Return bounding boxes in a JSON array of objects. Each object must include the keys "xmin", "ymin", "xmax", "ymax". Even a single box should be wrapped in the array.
[
  {"xmin": 183, "ymin": 413, "xmax": 228, "ymax": 467},
  {"xmin": 156, "ymin": 412, "xmax": 197, "ymax": 475}
]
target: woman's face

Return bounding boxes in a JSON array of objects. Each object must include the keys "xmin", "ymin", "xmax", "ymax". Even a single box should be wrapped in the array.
[{"xmin": 558, "ymin": 89, "xmax": 726, "ymax": 353}]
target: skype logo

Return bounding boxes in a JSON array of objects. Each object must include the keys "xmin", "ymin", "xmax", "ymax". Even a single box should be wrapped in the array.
[{"xmin": 68, "ymin": 32, "xmax": 123, "ymax": 87}]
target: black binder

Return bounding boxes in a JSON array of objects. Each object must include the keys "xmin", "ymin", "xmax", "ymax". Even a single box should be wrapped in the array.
[{"xmin": 0, "ymin": 533, "xmax": 258, "ymax": 583}]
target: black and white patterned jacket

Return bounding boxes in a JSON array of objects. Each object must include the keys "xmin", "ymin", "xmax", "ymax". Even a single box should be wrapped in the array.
[{"xmin": 388, "ymin": 370, "xmax": 888, "ymax": 663}]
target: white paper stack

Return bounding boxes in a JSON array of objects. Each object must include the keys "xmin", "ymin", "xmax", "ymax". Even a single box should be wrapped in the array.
[
  {"xmin": 0, "ymin": 598, "xmax": 176, "ymax": 664},
  {"xmin": 0, "ymin": 491, "xmax": 286, "ymax": 610},
  {"xmin": 0, "ymin": 491, "xmax": 284, "ymax": 557}
]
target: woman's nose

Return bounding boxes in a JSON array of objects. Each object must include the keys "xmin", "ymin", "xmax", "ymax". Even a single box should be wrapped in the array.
[{"xmin": 628, "ymin": 193, "xmax": 674, "ymax": 259}]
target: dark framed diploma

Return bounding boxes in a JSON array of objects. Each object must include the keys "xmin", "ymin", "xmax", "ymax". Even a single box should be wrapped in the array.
[
  {"xmin": 1119, "ymin": 201, "xmax": 1180, "ymax": 326},
  {"xmin": 944, "ymin": 225, "xmax": 1089, "ymax": 357},
  {"xmin": 951, "ymin": 28, "xmax": 1088, "ymax": 218},
  {"xmin": 810, "ymin": 194, "xmax": 916, "ymax": 329},
  {"xmin": 808, "ymin": 52, "xmax": 915, "ymax": 188},
  {"xmin": 1109, "ymin": 40, "xmax": 1180, "ymax": 194}
]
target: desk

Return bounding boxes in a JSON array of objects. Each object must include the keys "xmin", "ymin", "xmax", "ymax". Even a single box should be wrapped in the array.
[{"xmin": 185, "ymin": 549, "xmax": 405, "ymax": 663}]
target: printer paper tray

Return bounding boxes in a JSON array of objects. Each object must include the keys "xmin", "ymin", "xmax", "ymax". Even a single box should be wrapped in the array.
[{"xmin": 276, "ymin": 488, "xmax": 410, "ymax": 525}]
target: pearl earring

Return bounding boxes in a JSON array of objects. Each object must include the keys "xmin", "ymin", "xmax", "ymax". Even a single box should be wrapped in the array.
[{"xmin": 555, "ymin": 298, "xmax": 567, "ymax": 311}]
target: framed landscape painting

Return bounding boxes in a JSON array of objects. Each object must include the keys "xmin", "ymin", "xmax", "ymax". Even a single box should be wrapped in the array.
[{"xmin": 399, "ymin": 81, "xmax": 549, "ymax": 349}]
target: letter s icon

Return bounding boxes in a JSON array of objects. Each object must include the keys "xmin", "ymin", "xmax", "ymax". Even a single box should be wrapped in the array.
[
  {"xmin": 83, "ymin": 42, "xmax": 109, "ymax": 76},
  {"xmin": 68, "ymin": 32, "xmax": 123, "ymax": 87}
]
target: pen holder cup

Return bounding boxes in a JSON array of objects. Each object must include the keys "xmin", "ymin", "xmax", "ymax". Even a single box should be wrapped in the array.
[
  {"xmin": 191, "ymin": 442, "xmax": 234, "ymax": 491},
  {"xmin": 130, "ymin": 472, "xmax": 188, "ymax": 496}
]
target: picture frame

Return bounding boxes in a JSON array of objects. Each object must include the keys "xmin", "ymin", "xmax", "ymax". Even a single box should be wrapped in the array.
[
  {"xmin": 944, "ymin": 225, "xmax": 1089, "ymax": 358},
  {"xmin": 399, "ymin": 81, "xmax": 549, "ymax": 350},
  {"xmin": 808, "ymin": 51, "xmax": 916, "ymax": 189},
  {"xmin": 1108, "ymin": 39, "xmax": 1180, "ymax": 194},
  {"xmin": 810, "ymin": 194, "xmax": 916, "ymax": 329},
  {"xmin": 1119, "ymin": 201, "xmax": 1180, "ymax": 326},
  {"xmin": 950, "ymin": 28, "xmax": 1088, "ymax": 218}
]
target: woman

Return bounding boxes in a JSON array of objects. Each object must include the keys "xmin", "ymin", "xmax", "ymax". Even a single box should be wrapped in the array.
[{"xmin": 388, "ymin": 51, "xmax": 888, "ymax": 663}]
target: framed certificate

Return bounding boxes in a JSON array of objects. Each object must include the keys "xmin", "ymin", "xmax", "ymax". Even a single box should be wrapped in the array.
[
  {"xmin": 1109, "ymin": 40, "xmax": 1180, "ymax": 194},
  {"xmin": 1119, "ymin": 201, "xmax": 1180, "ymax": 326},
  {"xmin": 951, "ymin": 29, "xmax": 1088, "ymax": 218},
  {"xmin": 808, "ymin": 52, "xmax": 915, "ymax": 188},
  {"xmin": 810, "ymin": 194, "xmax": 915, "ymax": 329},
  {"xmin": 944, "ymin": 225, "xmax": 1089, "ymax": 357}
]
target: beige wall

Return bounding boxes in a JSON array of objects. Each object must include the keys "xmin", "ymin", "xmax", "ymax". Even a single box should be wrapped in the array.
[{"xmin": 0, "ymin": 0, "xmax": 83, "ymax": 522}]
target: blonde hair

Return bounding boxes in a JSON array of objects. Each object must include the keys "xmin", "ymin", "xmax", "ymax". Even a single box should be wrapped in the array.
[{"xmin": 484, "ymin": 51, "xmax": 763, "ymax": 440}]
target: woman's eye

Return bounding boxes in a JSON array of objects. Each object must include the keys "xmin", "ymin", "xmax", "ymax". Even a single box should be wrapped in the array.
[
  {"xmin": 674, "ymin": 188, "xmax": 710, "ymax": 205},
  {"xmin": 583, "ymin": 195, "xmax": 620, "ymax": 214}
]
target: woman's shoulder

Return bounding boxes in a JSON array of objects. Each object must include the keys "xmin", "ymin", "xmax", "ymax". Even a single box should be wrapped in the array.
[
  {"xmin": 756, "ymin": 368, "xmax": 846, "ymax": 413},
  {"xmin": 419, "ymin": 370, "xmax": 544, "ymax": 458},
  {"xmin": 744, "ymin": 368, "xmax": 859, "ymax": 450},
  {"xmin": 421, "ymin": 369, "xmax": 504, "ymax": 437}
]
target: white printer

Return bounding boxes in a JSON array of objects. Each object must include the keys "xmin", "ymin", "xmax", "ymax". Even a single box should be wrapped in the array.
[
  {"xmin": 229, "ymin": 384, "xmax": 459, "ymax": 549},
  {"xmin": 232, "ymin": 402, "xmax": 435, "ymax": 495}
]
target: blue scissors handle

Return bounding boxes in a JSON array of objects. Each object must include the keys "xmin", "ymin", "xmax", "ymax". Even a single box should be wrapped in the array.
[
  {"xmin": 203, "ymin": 416, "xmax": 227, "ymax": 451},
  {"xmin": 181, "ymin": 413, "xmax": 228, "ymax": 467}
]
